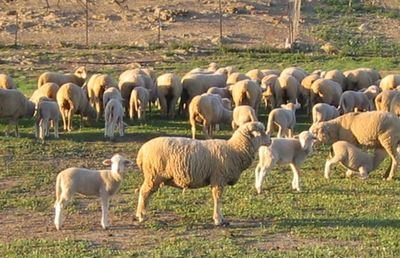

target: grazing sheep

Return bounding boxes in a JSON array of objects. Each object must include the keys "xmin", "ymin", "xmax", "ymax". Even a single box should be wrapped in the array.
[
  {"xmin": 35, "ymin": 100, "xmax": 60, "ymax": 141},
  {"xmin": 261, "ymin": 69, "xmax": 280, "ymax": 77},
  {"xmin": 261, "ymin": 74, "xmax": 278, "ymax": 108},
  {"xmin": 309, "ymin": 111, "xmax": 400, "ymax": 180},
  {"xmin": 281, "ymin": 67, "xmax": 308, "ymax": 83},
  {"xmin": 273, "ymin": 74, "xmax": 299, "ymax": 107},
  {"xmin": 56, "ymin": 83, "xmax": 96, "ymax": 131},
  {"xmin": 135, "ymin": 122, "xmax": 271, "ymax": 225},
  {"xmin": 104, "ymin": 99, "xmax": 124, "ymax": 140},
  {"xmin": 300, "ymin": 73, "xmax": 320, "ymax": 112},
  {"xmin": 231, "ymin": 105, "xmax": 258, "ymax": 130},
  {"xmin": 226, "ymin": 72, "xmax": 250, "ymax": 86},
  {"xmin": 103, "ymin": 87, "xmax": 122, "ymax": 110},
  {"xmin": 312, "ymin": 103, "xmax": 340, "ymax": 124},
  {"xmin": 54, "ymin": 154, "xmax": 133, "ymax": 230},
  {"xmin": 359, "ymin": 68, "xmax": 381, "ymax": 85},
  {"xmin": 324, "ymin": 141, "xmax": 388, "ymax": 180},
  {"xmin": 38, "ymin": 66, "xmax": 87, "ymax": 88},
  {"xmin": 266, "ymin": 102, "xmax": 300, "ymax": 138},
  {"xmin": 129, "ymin": 86, "xmax": 150, "ymax": 120},
  {"xmin": 30, "ymin": 82, "xmax": 59, "ymax": 104},
  {"xmin": 87, "ymin": 74, "xmax": 117, "ymax": 121},
  {"xmin": 343, "ymin": 69, "xmax": 372, "ymax": 91},
  {"xmin": 337, "ymin": 85, "xmax": 380, "ymax": 114},
  {"xmin": 230, "ymin": 79, "xmax": 262, "ymax": 113},
  {"xmin": 207, "ymin": 86, "xmax": 231, "ymax": 100},
  {"xmin": 255, "ymin": 131, "xmax": 316, "ymax": 193},
  {"xmin": 246, "ymin": 69, "xmax": 264, "ymax": 82},
  {"xmin": 322, "ymin": 69, "xmax": 347, "ymax": 91},
  {"xmin": 189, "ymin": 93, "xmax": 232, "ymax": 139},
  {"xmin": 118, "ymin": 69, "xmax": 146, "ymax": 113},
  {"xmin": 310, "ymin": 78, "xmax": 343, "ymax": 107},
  {"xmin": 157, "ymin": 73, "xmax": 182, "ymax": 118},
  {"xmin": 0, "ymin": 89, "xmax": 35, "ymax": 137},
  {"xmin": 379, "ymin": 74, "xmax": 400, "ymax": 91},
  {"xmin": 0, "ymin": 74, "xmax": 17, "ymax": 89}
]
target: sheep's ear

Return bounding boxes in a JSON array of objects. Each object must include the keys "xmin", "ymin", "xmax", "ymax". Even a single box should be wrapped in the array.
[{"xmin": 102, "ymin": 159, "xmax": 112, "ymax": 166}]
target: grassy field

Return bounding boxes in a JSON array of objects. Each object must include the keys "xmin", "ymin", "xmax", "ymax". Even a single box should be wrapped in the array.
[{"xmin": 1, "ymin": 46, "xmax": 400, "ymax": 257}]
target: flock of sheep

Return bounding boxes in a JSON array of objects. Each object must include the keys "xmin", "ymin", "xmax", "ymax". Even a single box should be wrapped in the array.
[{"xmin": 1, "ymin": 63, "xmax": 400, "ymax": 229}]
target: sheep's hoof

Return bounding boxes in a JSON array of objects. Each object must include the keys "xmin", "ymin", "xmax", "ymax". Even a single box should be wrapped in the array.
[
  {"xmin": 256, "ymin": 189, "xmax": 263, "ymax": 195},
  {"xmin": 385, "ymin": 177, "xmax": 394, "ymax": 181},
  {"xmin": 136, "ymin": 216, "xmax": 146, "ymax": 223},
  {"xmin": 217, "ymin": 221, "xmax": 230, "ymax": 227}
]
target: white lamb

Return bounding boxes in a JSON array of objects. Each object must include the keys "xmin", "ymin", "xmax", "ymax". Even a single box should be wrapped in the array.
[
  {"xmin": 255, "ymin": 131, "xmax": 316, "ymax": 193},
  {"xmin": 266, "ymin": 102, "xmax": 300, "ymax": 138},
  {"xmin": 35, "ymin": 99, "xmax": 60, "ymax": 141},
  {"xmin": 104, "ymin": 99, "xmax": 124, "ymax": 140},
  {"xmin": 312, "ymin": 103, "xmax": 340, "ymax": 124},
  {"xmin": 231, "ymin": 105, "xmax": 258, "ymax": 130},
  {"xmin": 54, "ymin": 154, "xmax": 133, "ymax": 230}
]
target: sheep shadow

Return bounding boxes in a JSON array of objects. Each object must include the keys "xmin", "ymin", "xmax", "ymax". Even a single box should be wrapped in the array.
[{"xmin": 279, "ymin": 218, "xmax": 400, "ymax": 229}]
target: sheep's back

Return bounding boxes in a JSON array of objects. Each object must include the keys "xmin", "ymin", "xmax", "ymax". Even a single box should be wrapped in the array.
[{"xmin": 0, "ymin": 89, "xmax": 28, "ymax": 118}]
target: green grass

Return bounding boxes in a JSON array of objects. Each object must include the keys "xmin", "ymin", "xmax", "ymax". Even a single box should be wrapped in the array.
[{"xmin": 1, "ymin": 47, "xmax": 400, "ymax": 256}]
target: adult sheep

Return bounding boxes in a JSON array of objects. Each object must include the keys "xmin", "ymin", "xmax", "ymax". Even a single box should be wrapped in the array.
[
  {"xmin": 281, "ymin": 67, "xmax": 308, "ymax": 83},
  {"xmin": 226, "ymin": 72, "xmax": 250, "ymax": 86},
  {"xmin": 230, "ymin": 79, "xmax": 262, "ymax": 113},
  {"xmin": 0, "ymin": 74, "xmax": 17, "ymax": 89},
  {"xmin": 309, "ymin": 111, "xmax": 400, "ymax": 180},
  {"xmin": 273, "ymin": 74, "xmax": 299, "ymax": 107},
  {"xmin": 157, "ymin": 73, "xmax": 182, "ymax": 119},
  {"xmin": 246, "ymin": 69, "xmax": 264, "ymax": 82},
  {"xmin": 38, "ymin": 66, "xmax": 87, "ymax": 88},
  {"xmin": 343, "ymin": 69, "xmax": 372, "ymax": 91},
  {"xmin": 0, "ymin": 89, "xmax": 35, "ymax": 137},
  {"xmin": 310, "ymin": 78, "xmax": 343, "ymax": 107},
  {"xmin": 300, "ymin": 73, "xmax": 320, "ymax": 113},
  {"xmin": 135, "ymin": 122, "xmax": 271, "ymax": 226},
  {"xmin": 322, "ymin": 69, "xmax": 346, "ymax": 91},
  {"xmin": 379, "ymin": 74, "xmax": 400, "ymax": 91},
  {"xmin": 375, "ymin": 88, "xmax": 400, "ymax": 112},
  {"xmin": 87, "ymin": 74, "xmax": 117, "ymax": 121},
  {"xmin": 56, "ymin": 83, "xmax": 96, "ymax": 131},
  {"xmin": 30, "ymin": 82, "xmax": 59, "ymax": 104}
]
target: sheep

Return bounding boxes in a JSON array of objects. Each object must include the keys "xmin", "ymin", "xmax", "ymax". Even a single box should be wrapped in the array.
[
  {"xmin": 324, "ymin": 141, "xmax": 388, "ymax": 180},
  {"xmin": 266, "ymin": 102, "xmax": 300, "ymax": 138},
  {"xmin": 300, "ymin": 73, "xmax": 320, "ymax": 112},
  {"xmin": 337, "ymin": 85, "xmax": 380, "ymax": 114},
  {"xmin": 343, "ymin": 69, "xmax": 372, "ymax": 91},
  {"xmin": 87, "ymin": 74, "xmax": 118, "ymax": 121},
  {"xmin": 29, "ymin": 82, "xmax": 59, "ymax": 104},
  {"xmin": 0, "ymin": 74, "xmax": 17, "ymax": 89},
  {"xmin": 261, "ymin": 69, "xmax": 280, "ymax": 77},
  {"xmin": 38, "ymin": 66, "xmax": 87, "ymax": 88},
  {"xmin": 34, "ymin": 99, "xmax": 60, "ymax": 141},
  {"xmin": 189, "ymin": 93, "xmax": 232, "ymax": 139},
  {"xmin": 226, "ymin": 72, "xmax": 250, "ymax": 86},
  {"xmin": 261, "ymin": 74, "xmax": 278, "ymax": 108},
  {"xmin": 231, "ymin": 105, "xmax": 258, "ymax": 130},
  {"xmin": 310, "ymin": 78, "xmax": 343, "ymax": 107},
  {"xmin": 104, "ymin": 99, "xmax": 124, "ymax": 140},
  {"xmin": 379, "ymin": 74, "xmax": 400, "ymax": 91},
  {"xmin": 309, "ymin": 111, "xmax": 400, "ymax": 180},
  {"xmin": 273, "ymin": 74, "xmax": 299, "ymax": 107},
  {"xmin": 189, "ymin": 62, "xmax": 219, "ymax": 74},
  {"xmin": 56, "ymin": 83, "xmax": 96, "ymax": 131},
  {"xmin": 246, "ymin": 69, "xmax": 264, "ymax": 82},
  {"xmin": 281, "ymin": 67, "xmax": 308, "ymax": 83},
  {"xmin": 230, "ymin": 79, "xmax": 262, "ymax": 113},
  {"xmin": 0, "ymin": 89, "xmax": 35, "ymax": 137},
  {"xmin": 54, "ymin": 154, "xmax": 133, "ymax": 230},
  {"xmin": 255, "ymin": 131, "xmax": 316, "ymax": 193},
  {"xmin": 135, "ymin": 122, "xmax": 270, "ymax": 226},
  {"xmin": 129, "ymin": 86, "xmax": 150, "ymax": 120},
  {"xmin": 157, "ymin": 73, "xmax": 182, "ymax": 118},
  {"xmin": 103, "ymin": 87, "xmax": 122, "ymax": 110},
  {"xmin": 312, "ymin": 103, "xmax": 340, "ymax": 124},
  {"xmin": 322, "ymin": 69, "xmax": 347, "ymax": 91},
  {"xmin": 207, "ymin": 86, "xmax": 231, "ymax": 100}
]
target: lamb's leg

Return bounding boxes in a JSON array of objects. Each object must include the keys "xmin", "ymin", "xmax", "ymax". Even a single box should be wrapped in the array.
[
  {"xmin": 255, "ymin": 165, "xmax": 271, "ymax": 194},
  {"xmin": 277, "ymin": 125, "xmax": 283, "ymax": 138},
  {"xmin": 100, "ymin": 193, "xmax": 110, "ymax": 229},
  {"xmin": 54, "ymin": 119, "xmax": 59, "ymax": 138},
  {"xmin": 136, "ymin": 179, "xmax": 160, "ymax": 223},
  {"xmin": 54, "ymin": 201, "xmax": 64, "ymax": 230},
  {"xmin": 61, "ymin": 108, "xmax": 67, "ymax": 131},
  {"xmin": 324, "ymin": 160, "xmax": 332, "ymax": 179},
  {"xmin": 35, "ymin": 118, "xmax": 40, "ymax": 139},
  {"xmin": 288, "ymin": 127, "xmax": 293, "ymax": 138},
  {"xmin": 211, "ymin": 185, "xmax": 228, "ymax": 226},
  {"xmin": 118, "ymin": 118, "xmax": 124, "ymax": 137},
  {"xmin": 39, "ymin": 119, "xmax": 45, "ymax": 140},
  {"xmin": 380, "ymin": 135, "xmax": 398, "ymax": 180},
  {"xmin": 290, "ymin": 164, "xmax": 301, "ymax": 192},
  {"xmin": 67, "ymin": 107, "xmax": 75, "ymax": 131},
  {"xmin": 169, "ymin": 96, "xmax": 179, "ymax": 119}
]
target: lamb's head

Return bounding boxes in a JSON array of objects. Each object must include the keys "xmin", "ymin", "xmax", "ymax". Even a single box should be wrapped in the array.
[
  {"xmin": 235, "ymin": 122, "xmax": 271, "ymax": 147},
  {"xmin": 309, "ymin": 122, "xmax": 335, "ymax": 144},
  {"xmin": 297, "ymin": 131, "xmax": 317, "ymax": 151},
  {"xmin": 363, "ymin": 85, "xmax": 380, "ymax": 99},
  {"xmin": 75, "ymin": 66, "xmax": 87, "ymax": 80},
  {"xmin": 103, "ymin": 154, "xmax": 133, "ymax": 174},
  {"xmin": 281, "ymin": 101, "xmax": 301, "ymax": 111},
  {"xmin": 261, "ymin": 74, "xmax": 278, "ymax": 90}
]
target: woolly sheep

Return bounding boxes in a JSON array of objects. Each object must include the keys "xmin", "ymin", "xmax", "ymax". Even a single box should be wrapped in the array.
[
  {"xmin": 379, "ymin": 74, "xmax": 400, "ymax": 91},
  {"xmin": 359, "ymin": 68, "xmax": 381, "ymax": 85},
  {"xmin": 135, "ymin": 122, "xmax": 271, "ymax": 226},
  {"xmin": 189, "ymin": 93, "xmax": 232, "ymax": 139},
  {"xmin": 104, "ymin": 99, "xmax": 124, "ymax": 140},
  {"xmin": 34, "ymin": 100, "xmax": 60, "ymax": 141},
  {"xmin": 54, "ymin": 154, "xmax": 133, "ymax": 230},
  {"xmin": 281, "ymin": 67, "xmax": 308, "ymax": 83},
  {"xmin": 309, "ymin": 111, "xmax": 400, "ymax": 180},
  {"xmin": 30, "ymin": 82, "xmax": 59, "ymax": 104},
  {"xmin": 231, "ymin": 105, "xmax": 257, "ymax": 130},
  {"xmin": 273, "ymin": 74, "xmax": 299, "ymax": 107},
  {"xmin": 310, "ymin": 78, "xmax": 343, "ymax": 107},
  {"xmin": 207, "ymin": 86, "xmax": 231, "ymax": 100},
  {"xmin": 343, "ymin": 69, "xmax": 372, "ymax": 91},
  {"xmin": 0, "ymin": 74, "xmax": 17, "ymax": 89},
  {"xmin": 337, "ymin": 85, "xmax": 379, "ymax": 114},
  {"xmin": 156, "ymin": 73, "xmax": 182, "ymax": 118},
  {"xmin": 226, "ymin": 72, "xmax": 250, "ymax": 86},
  {"xmin": 0, "ymin": 89, "xmax": 35, "ymax": 137},
  {"xmin": 129, "ymin": 86, "xmax": 150, "ymax": 120},
  {"xmin": 255, "ymin": 131, "xmax": 316, "ymax": 193},
  {"xmin": 261, "ymin": 69, "xmax": 280, "ymax": 77},
  {"xmin": 230, "ymin": 79, "xmax": 262, "ymax": 113},
  {"xmin": 246, "ymin": 69, "xmax": 264, "ymax": 82},
  {"xmin": 312, "ymin": 103, "xmax": 339, "ymax": 124},
  {"xmin": 266, "ymin": 102, "xmax": 300, "ymax": 138},
  {"xmin": 261, "ymin": 74, "xmax": 278, "ymax": 108},
  {"xmin": 322, "ymin": 69, "xmax": 347, "ymax": 91},
  {"xmin": 324, "ymin": 141, "xmax": 388, "ymax": 180},
  {"xmin": 103, "ymin": 87, "xmax": 122, "ymax": 110},
  {"xmin": 56, "ymin": 83, "xmax": 96, "ymax": 131},
  {"xmin": 300, "ymin": 73, "xmax": 320, "ymax": 113},
  {"xmin": 38, "ymin": 66, "xmax": 87, "ymax": 88},
  {"xmin": 87, "ymin": 74, "xmax": 118, "ymax": 121}
]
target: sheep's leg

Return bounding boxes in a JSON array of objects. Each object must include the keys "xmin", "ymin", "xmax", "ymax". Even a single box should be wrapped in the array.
[
  {"xmin": 54, "ymin": 119, "xmax": 59, "ymax": 138},
  {"xmin": 95, "ymin": 99, "xmax": 101, "ymax": 122},
  {"xmin": 67, "ymin": 107, "xmax": 75, "ymax": 131},
  {"xmin": 168, "ymin": 96, "xmax": 179, "ymax": 118},
  {"xmin": 290, "ymin": 164, "xmax": 301, "ymax": 192},
  {"xmin": 277, "ymin": 125, "xmax": 283, "ymax": 138},
  {"xmin": 158, "ymin": 95, "xmax": 168, "ymax": 116},
  {"xmin": 100, "ymin": 194, "xmax": 110, "ymax": 229},
  {"xmin": 35, "ymin": 118, "xmax": 40, "ymax": 139},
  {"xmin": 118, "ymin": 118, "xmax": 124, "ymax": 137},
  {"xmin": 14, "ymin": 120, "xmax": 19, "ymax": 137},
  {"xmin": 202, "ymin": 121, "xmax": 211, "ymax": 139},
  {"xmin": 359, "ymin": 167, "xmax": 368, "ymax": 180},
  {"xmin": 136, "ymin": 179, "xmax": 160, "ymax": 223},
  {"xmin": 211, "ymin": 185, "xmax": 228, "ymax": 226},
  {"xmin": 61, "ymin": 108, "xmax": 67, "ymax": 131},
  {"xmin": 39, "ymin": 119, "xmax": 45, "ymax": 140},
  {"xmin": 288, "ymin": 128, "xmax": 293, "ymax": 138},
  {"xmin": 324, "ymin": 160, "xmax": 332, "ymax": 179},
  {"xmin": 380, "ymin": 136, "xmax": 398, "ymax": 180},
  {"xmin": 254, "ymin": 165, "xmax": 271, "ymax": 194},
  {"xmin": 54, "ymin": 201, "xmax": 64, "ymax": 230}
]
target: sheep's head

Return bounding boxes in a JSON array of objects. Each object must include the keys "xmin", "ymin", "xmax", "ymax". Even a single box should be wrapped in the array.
[
  {"xmin": 298, "ymin": 131, "xmax": 317, "ymax": 150},
  {"xmin": 281, "ymin": 101, "xmax": 301, "ymax": 110},
  {"xmin": 75, "ymin": 66, "xmax": 87, "ymax": 80},
  {"xmin": 238, "ymin": 122, "xmax": 271, "ymax": 147},
  {"xmin": 103, "ymin": 154, "xmax": 133, "ymax": 174},
  {"xmin": 309, "ymin": 122, "xmax": 333, "ymax": 144}
]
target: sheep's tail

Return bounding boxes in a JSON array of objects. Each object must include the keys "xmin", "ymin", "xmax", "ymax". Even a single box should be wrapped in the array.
[
  {"xmin": 54, "ymin": 174, "xmax": 62, "ymax": 208},
  {"xmin": 266, "ymin": 112, "xmax": 274, "ymax": 134},
  {"xmin": 329, "ymin": 145, "xmax": 334, "ymax": 159},
  {"xmin": 337, "ymin": 97, "xmax": 345, "ymax": 114}
]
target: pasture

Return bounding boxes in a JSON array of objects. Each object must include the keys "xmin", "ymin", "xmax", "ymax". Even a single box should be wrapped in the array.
[{"xmin": 1, "ymin": 46, "xmax": 400, "ymax": 257}]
